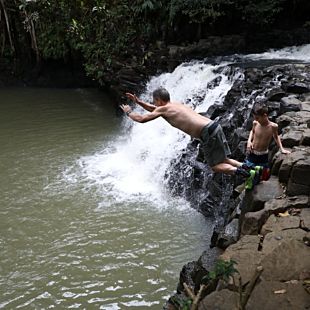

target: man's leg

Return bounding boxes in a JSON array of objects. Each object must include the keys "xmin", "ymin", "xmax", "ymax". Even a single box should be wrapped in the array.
[
  {"xmin": 212, "ymin": 160, "xmax": 251, "ymax": 177},
  {"xmin": 223, "ymin": 158, "xmax": 242, "ymax": 168},
  {"xmin": 211, "ymin": 162, "xmax": 238, "ymax": 175}
]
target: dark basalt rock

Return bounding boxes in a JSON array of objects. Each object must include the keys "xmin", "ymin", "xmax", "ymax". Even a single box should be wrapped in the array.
[{"xmin": 165, "ymin": 63, "xmax": 310, "ymax": 308}]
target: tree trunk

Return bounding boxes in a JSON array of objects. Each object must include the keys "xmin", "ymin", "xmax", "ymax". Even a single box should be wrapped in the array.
[{"xmin": 0, "ymin": 0, "xmax": 15, "ymax": 52}]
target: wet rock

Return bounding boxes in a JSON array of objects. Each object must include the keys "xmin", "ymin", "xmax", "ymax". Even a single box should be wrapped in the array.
[
  {"xmin": 276, "ymin": 112, "xmax": 299, "ymax": 131},
  {"xmin": 278, "ymin": 149, "xmax": 307, "ymax": 183},
  {"xmin": 286, "ymin": 82, "xmax": 310, "ymax": 94},
  {"xmin": 281, "ymin": 129, "xmax": 304, "ymax": 147},
  {"xmin": 301, "ymin": 128, "xmax": 310, "ymax": 145},
  {"xmin": 280, "ymin": 96, "xmax": 302, "ymax": 113},
  {"xmin": 241, "ymin": 208, "xmax": 269, "ymax": 235},
  {"xmin": 176, "ymin": 261, "xmax": 197, "ymax": 293},
  {"xmin": 214, "ymin": 219, "xmax": 240, "ymax": 249},
  {"xmin": 290, "ymin": 157, "xmax": 310, "ymax": 186},
  {"xmin": 249, "ymin": 176, "xmax": 284, "ymax": 212},
  {"xmin": 271, "ymin": 151, "xmax": 287, "ymax": 175},
  {"xmin": 301, "ymin": 100, "xmax": 310, "ymax": 112},
  {"xmin": 266, "ymin": 87, "xmax": 286, "ymax": 101}
]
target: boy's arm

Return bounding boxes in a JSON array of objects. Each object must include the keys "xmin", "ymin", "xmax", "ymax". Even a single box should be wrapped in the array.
[
  {"xmin": 120, "ymin": 104, "xmax": 162, "ymax": 123},
  {"xmin": 246, "ymin": 122, "xmax": 256, "ymax": 153},
  {"xmin": 272, "ymin": 124, "xmax": 291, "ymax": 154},
  {"xmin": 126, "ymin": 93, "xmax": 156, "ymax": 112}
]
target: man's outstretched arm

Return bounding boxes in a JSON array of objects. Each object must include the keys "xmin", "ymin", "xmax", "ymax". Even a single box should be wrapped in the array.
[
  {"xmin": 126, "ymin": 93, "xmax": 156, "ymax": 112},
  {"xmin": 120, "ymin": 104, "xmax": 161, "ymax": 123}
]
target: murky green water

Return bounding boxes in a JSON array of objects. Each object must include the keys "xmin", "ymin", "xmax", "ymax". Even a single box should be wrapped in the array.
[{"xmin": 0, "ymin": 88, "xmax": 214, "ymax": 309}]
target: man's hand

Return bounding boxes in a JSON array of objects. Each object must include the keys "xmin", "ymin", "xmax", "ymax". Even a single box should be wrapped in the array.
[
  {"xmin": 125, "ymin": 93, "xmax": 138, "ymax": 104},
  {"xmin": 120, "ymin": 104, "xmax": 132, "ymax": 114}
]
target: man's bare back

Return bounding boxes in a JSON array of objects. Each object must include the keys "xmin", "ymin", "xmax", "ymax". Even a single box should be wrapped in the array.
[{"xmin": 155, "ymin": 102, "xmax": 211, "ymax": 138}]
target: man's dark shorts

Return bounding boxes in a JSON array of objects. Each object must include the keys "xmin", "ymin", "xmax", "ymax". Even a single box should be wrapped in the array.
[{"xmin": 200, "ymin": 121, "xmax": 231, "ymax": 167}]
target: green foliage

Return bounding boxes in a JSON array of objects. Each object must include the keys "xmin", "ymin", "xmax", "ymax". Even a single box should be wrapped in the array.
[
  {"xmin": 235, "ymin": 0, "xmax": 286, "ymax": 28},
  {"xmin": 169, "ymin": 0, "xmax": 232, "ymax": 24},
  {"xmin": 0, "ymin": 0, "xmax": 305, "ymax": 84},
  {"xmin": 170, "ymin": 295, "xmax": 192, "ymax": 310},
  {"xmin": 202, "ymin": 259, "xmax": 238, "ymax": 284}
]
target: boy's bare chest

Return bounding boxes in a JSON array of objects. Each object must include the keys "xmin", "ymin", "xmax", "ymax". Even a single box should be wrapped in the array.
[{"xmin": 255, "ymin": 125, "xmax": 273, "ymax": 140}]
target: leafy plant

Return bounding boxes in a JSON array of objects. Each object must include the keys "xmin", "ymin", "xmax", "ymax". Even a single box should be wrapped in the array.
[{"xmin": 202, "ymin": 258, "xmax": 238, "ymax": 284}]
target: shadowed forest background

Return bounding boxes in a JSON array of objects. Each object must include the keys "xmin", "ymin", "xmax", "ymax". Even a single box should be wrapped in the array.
[{"xmin": 1, "ymin": 0, "xmax": 310, "ymax": 89}]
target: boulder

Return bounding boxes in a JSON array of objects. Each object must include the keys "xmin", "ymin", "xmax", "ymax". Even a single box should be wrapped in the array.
[
  {"xmin": 261, "ymin": 207, "xmax": 310, "ymax": 236},
  {"xmin": 280, "ymin": 96, "xmax": 302, "ymax": 113},
  {"xmin": 281, "ymin": 129, "xmax": 304, "ymax": 147},
  {"xmin": 198, "ymin": 289, "xmax": 239, "ymax": 310},
  {"xmin": 267, "ymin": 87, "xmax": 286, "ymax": 101},
  {"xmin": 261, "ymin": 238, "xmax": 310, "ymax": 281},
  {"xmin": 261, "ymin": 214, "xmax": 301, "ymax": 236},
  {"xmin": 290, "ymin": 157, "xmax": 310, "ymax": 185},
  {"xmin": 301, "ymin": 100, "xmax": 310, "ymax": 112},
  {"xmin": 271, "ymin": 152, "xmax": 287, "ymax": 175},
  {"xmin": 287, "ymin": 179, "xmax": 310, "ymax": 196},
  {"xmin": 250, "ymin": 176, "xmax": 284, "ymax": 212},
  {"xmin": 220, "ymin": 235, "xmax": 263, "ymax": 284},
  {"xmin": 276, "ymin": 112, "xmax": 298, "ymax": 131},
  {"xmin": 278, "ymin": 150, "xmax": 307, "ymax": 183},
  {"xmin": 301, "ymin": 128, "xmax": 310, "ymax": 145},
  {"xmin": 246, "ymin": 279, "xmax": 310, "ymax": 310},
  {"xmin": 215, "ymin": 218, "xmax": 240, "ymax": 249},
  {"xmin": 240, "ymin": 208, "xmax": 269, "ymax": 235},
  {"xmin": 295, "ymin": 111, "xmax": 310, "ymax": 128},
  {"xmin": 286, "ymin": 82, "xmax": 310, "ymax": 94},
  {"xmin": 264, "ymin": 195, "xmax": 309, "ymax": 213}
]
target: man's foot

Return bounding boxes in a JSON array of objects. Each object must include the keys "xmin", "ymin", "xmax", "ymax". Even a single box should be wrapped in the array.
[
  {"xmin": 241, "ymin": 161, "xmax": 255, "ymax": 171},
  {"xmin": 235, "ymin": 166, "xmax": 251, "ymax": 178},
  {"xmin": 245, "ymin": 166, "xmax": 263, "ymax": 190},
  {"xmin": 253, "ymin": 166, "xmax": 263, "ymax": 186}
]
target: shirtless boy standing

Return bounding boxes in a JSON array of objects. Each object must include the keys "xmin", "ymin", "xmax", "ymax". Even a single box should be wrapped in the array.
[
  {"xmin": 246, "ymin": 104, "xmax": 290, "ymax": 178},
  {"xmin": 120, "ymin": 87, "xmax": 250, "ymax": 177}
]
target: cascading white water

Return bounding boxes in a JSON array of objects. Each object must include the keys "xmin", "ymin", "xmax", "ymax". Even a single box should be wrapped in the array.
[
  {"xmin": 244, "ymin": 43, "xmax": 310, "ymax": 62},
  {"xmin": 70, "ymin": 44, "xmax": 310, "ymax": 208},
  {"xmin": 75, "ymin": 62, "xmax": 237, "ymax": 208}
]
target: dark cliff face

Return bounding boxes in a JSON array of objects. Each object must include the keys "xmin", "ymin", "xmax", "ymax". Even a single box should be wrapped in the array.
[
  {"xmin": 164, "ymin": 63, "xmax": 310, "ymax": 310},
  {"xmin": 165, "ymin": 63, "xmax": 310, "ymax": 216}
]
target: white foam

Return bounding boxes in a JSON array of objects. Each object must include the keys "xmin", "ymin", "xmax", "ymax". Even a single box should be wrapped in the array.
[
  {"xmin": 63, "ymin": 44, "xmax": 309, "ymax": 208},
  {"xmin": 244, "ymin": 43, "xmax": 310, "ymax": 62}
]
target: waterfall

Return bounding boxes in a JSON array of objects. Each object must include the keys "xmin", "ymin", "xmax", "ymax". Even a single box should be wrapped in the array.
[{"xmin": 70, "ymin": 44, "xmax": 310, "ymax": 208}]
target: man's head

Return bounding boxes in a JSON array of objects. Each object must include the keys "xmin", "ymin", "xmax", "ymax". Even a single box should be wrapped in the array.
[
  {"xmin": 152, "ymin": 87, "xmax": 170, "ymax": 106},
  {"xmin": 252, "ymin": 104, "xmax": 268, "ymax": 122}
]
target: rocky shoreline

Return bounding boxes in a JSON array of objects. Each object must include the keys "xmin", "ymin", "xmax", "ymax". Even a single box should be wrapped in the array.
[{"xmin": 165, "ymin": 63, "xmax": 310, "ymax": 309}]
